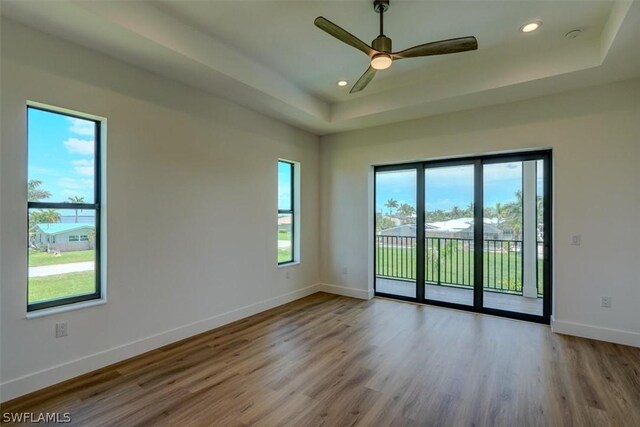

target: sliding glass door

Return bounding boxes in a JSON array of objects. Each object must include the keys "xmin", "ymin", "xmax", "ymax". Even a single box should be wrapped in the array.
[
  {"xmin": 374, "ymin": 151, "xmax": 551, "ymax": 323},
  {"xmin": 375, "ymin": 166, "xmax": 418, "ymax": 299},
  {"xmin": 424, "ymin": 163, "xmax": 475, "ymax": 306},
  {"xmin": 482, "ymin": 158, "xmax": 547, "ymax": 316}
]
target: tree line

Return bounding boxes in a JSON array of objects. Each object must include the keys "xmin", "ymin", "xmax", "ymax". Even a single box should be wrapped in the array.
[{"xmin": 379, "ymin": 192, "xmax": 544, "ymax": 240}]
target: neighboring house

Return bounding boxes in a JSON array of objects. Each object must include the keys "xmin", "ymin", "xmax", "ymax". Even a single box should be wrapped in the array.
[
  {"xmin": 34, "ymin": 223, "xmax": 95, "ymax": 252},
  {"xmin": 379, "ymin": 217, "xmax": 504, "ymax": 240},
  {"xmin": 379, "ymin": 224, "xmax": 417, "ymax": 237}
]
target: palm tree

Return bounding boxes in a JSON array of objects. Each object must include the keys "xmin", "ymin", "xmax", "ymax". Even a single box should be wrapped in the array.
[
  {"xmin": 28, "ymin": 179, "xmax": 51, "ymax": 202},
  {"xmin": 398, "ymin": 203, "xmax": 415, "ymax": 217},
  {"xmin": 501, "ymin": 191, "xmax": 523, "ymax": 240},
  {"xmin": 397, "ymin": 203, "xmax": 416, "ymax": 223},
  {"xmin": 384, "ymin": 198, "xmax": 399, "ymax": 216},
  {"xmin": 68, "ymin": 196, "xmax": 85, "ymax": 223}
]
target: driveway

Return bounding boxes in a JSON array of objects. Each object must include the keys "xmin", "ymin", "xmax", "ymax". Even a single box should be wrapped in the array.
[{"xmin": 29, "ymin": 261, "xmax": 95, "ymax": 278}]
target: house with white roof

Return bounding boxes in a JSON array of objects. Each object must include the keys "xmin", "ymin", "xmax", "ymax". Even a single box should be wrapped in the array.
[{"xmin": 34, "ymin": 223, "xmax": 95, "ymax": 252}]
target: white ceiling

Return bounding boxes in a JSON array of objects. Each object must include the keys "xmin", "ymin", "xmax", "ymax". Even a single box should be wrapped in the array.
[{"xmin": 2, "ymin": 1, "xmax": 640, "ymax": 135}]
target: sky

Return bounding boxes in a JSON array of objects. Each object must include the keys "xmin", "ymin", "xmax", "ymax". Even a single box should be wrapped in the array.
[
  {"xmin": 278, "ymin": 160, "xmax": 292, "ymax": 211},
  {"xmin": 376, "ymin": 161, "xmax": 544, "ymax": 214},
  {"xmin": 28, "ymin": 108, "xmax": 96, "ymax": 210}
]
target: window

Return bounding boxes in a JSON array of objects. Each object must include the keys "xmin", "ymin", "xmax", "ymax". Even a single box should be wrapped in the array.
[
  {"xmin": 277, "ymin": 160, "xmax": 296, "ymax": 265},
  {"xmin": 27, "ymin": 105, "xmax": 102, "ymax": 311}
]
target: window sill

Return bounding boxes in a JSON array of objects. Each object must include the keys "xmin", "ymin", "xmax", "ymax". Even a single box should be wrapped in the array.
[
  {"xmin": 26, "ymin": 298, "xmax": 107, "ymax": 319},
  {"xmin": 278, "ymin": 261, "xmax": 300, "ymax": 269}
]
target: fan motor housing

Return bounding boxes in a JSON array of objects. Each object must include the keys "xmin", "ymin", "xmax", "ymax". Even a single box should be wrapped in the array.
[{"xmin": 372, "ymin": 35, "xmax": 392, "ymax": 53}]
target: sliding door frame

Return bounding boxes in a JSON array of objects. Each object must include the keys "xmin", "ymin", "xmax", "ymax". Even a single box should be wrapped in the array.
[
  {"xmin": 373, "ymin": 150, "xmax": 552, "ymax": 324},
  {"xmin": 374, "ymin": 162, "xmax": 423, "ymax": 303}
]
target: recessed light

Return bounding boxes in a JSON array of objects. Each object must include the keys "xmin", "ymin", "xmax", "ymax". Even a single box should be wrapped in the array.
[
  {"xmin": 337, "ymin": 80, "xmax": 348, "ymax": 87},
  {"xmin": 521, "ymin": 20, "xmax": 542, "ymax": 33}
]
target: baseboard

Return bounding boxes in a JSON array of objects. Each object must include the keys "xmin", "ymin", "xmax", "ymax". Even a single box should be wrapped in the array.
[
  {"xmin": 551, "ymin": 318, "xmax": 640, "ymax": 348},
  {"xmin": 0, "ymin": 283, "xmax": 322, "ymax": 403},
  {"xmin": 318, "ymin": 283, "xmax": 374, "ymax": 300}
]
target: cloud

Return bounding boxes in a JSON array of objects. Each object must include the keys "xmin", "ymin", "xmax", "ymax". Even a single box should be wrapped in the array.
[
  {"xmin": 72, "ymin": 159, "xmax": 94, "ymax": 176},
  {"xmin": 29, "ymin": 166, "xmax": 60, "ymax": 176},
  {"xmin": 68, "ymin": 118, "xmax": 94, "ymax": 136},
  {"xmin": 58, "ymin": 177, "xmax": 93, "ymax": 190},
  {"xmin": 63, "ymin": 138, "xmax": 94, "ymax": 155}
]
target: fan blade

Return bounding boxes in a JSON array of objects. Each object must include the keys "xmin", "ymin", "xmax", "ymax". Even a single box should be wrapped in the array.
[
  {"xmin": 314, "ymin": 16, "xmax": 374, "ymax": 57},
  {"xmin": 392, "ymin": 36, "xmax": 478, "ymax": 59},
  {"xmin": 350, "ymin": 66, "xmax": 377, "ymax": 94}
]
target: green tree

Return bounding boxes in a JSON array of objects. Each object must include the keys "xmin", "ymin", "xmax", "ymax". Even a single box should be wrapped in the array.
[
  {"xmin": 28, "ymin": 179, "xmax": 51, "ymax": 202},
  {"xmin": 495, "ymin": 202, "xmax": 504, "ymax": 225},
  {"xmin": 397, "ymin": 203, "xmax": 416, "ymax": 222},
  {"xmin": 500, "ymin": 191, "xmax": 523, "ymax": 240},
  {"xmin": 27, "ymin": 181, "xmax": 56, "ymax": 247},
  {"xmin": 426, "ymin": 209, "xmax": 448, "ymax": 222},
  {"xmin": 464, "ymin": 202, "xmax": 474, "ymax": 217},
  {"xmin": 68, "ymin": 196, "xmax": 85, "ymax": 223},
  {"xmin": 30, "ymin": 209, "xmax": 61, "ymax": 225},
  {"xmin": 376, "ymin": 213, "xmax": 395, "ymax": 232},
  {"xmin": 384, "ymin": 198, "xmax": 399, "ymax": 216},
  {"xmin": 28, "ymin": 209, "xmax": 61, "ymax": 247}
]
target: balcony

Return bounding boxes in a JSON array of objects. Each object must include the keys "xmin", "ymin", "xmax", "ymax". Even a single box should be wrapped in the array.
[{"xmin": 375, "ymin": 235, "xmax": 544, "ymax": 315}]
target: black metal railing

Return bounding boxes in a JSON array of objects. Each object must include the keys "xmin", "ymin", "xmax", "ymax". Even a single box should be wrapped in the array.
[{"xmin": 375, "ymin": 235, "xmax": 544, "ymax": 297}]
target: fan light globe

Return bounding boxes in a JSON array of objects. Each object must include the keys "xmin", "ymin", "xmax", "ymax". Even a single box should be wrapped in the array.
[{"xmin": 371, "ymin": 54, "xmax": 392, "ymax": 70}]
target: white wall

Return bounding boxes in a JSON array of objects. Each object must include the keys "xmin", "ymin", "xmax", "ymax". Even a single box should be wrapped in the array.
[
  {"xmin": 0, "ymin": 19, "xmax": 320, "ymax": 401},
  {"xmin": 320, "ymin": 78, "xmax": 640, "ymax": 347}
]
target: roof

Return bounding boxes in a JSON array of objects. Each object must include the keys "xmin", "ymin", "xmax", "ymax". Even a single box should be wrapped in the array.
[
  {"xmin": 277, "ymin": 215, "xmax": 292, "ymax": 225},
  {"xmin": 36, "ymin": 223, "xmax": 95, "ymax": 235}
]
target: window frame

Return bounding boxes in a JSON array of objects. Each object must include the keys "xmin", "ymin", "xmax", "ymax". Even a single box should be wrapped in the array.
[
  {"xmin": 277, "ymin": 160, "xmax": 296, "ymax": 266},
  {"xmin": 26, "ymin": 104, "xmax": 103, "ymax": 312}
]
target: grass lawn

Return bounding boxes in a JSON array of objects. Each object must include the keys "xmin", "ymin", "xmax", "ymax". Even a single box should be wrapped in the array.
[
  {"xmin": 278, "ymin": 230, "xmax": 293, "ymax": 262},
  {"xmin": 376, "ymin": 245, "xmax": 544, "ymax": 295},
  {"xmin": 29, "ymin": 249, "xmax": 95, "ymax": 267},
  {"xmin": 28, "ymin": 271, "xmax": 95, "ymax": 304},
  {"xmin": 278, "ymin": 230, "xmax": 291, "ymax": 241},
  {"xmin": 278, "ymin": 248, "xmax": 293, "ymax": 263}
]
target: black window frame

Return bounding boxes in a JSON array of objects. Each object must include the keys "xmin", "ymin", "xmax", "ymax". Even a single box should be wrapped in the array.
[
  {"xmin": 277, "ymin": 160, "xmax": 295, "ymax": 265},
  {"xmin": 27, "ymin": 105, "xmax": 102, "ymax": 312}
]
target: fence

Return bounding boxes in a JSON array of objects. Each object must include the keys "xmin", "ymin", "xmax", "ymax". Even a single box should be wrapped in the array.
[{"xmin": 375, "ymin": 235, "xmax": 544, "ymax": 296}]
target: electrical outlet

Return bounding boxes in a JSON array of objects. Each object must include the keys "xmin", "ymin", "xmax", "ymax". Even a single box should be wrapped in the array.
[
  {"xmin": 56, "ymin": 321, "xmax": 68, "ymax": 338},
  {"xmin": 601, "ymin": 296, "xmax": 612, "ymax": 308},
  {"xmin": 571, "ymin": 235, "xmax": 581, "ymax": 246},
  {"xmin": 341, "ymin": 267, "xmax": 348, "ymax": 275},
  {"xmin": 285, "ymin": 271, "xmax": 290, "ymax": 280}
]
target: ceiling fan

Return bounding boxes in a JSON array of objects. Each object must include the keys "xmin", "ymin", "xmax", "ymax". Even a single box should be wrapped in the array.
[{"xmin": 314, "ymin": 0, "xmax": 478, "ymax": 94}]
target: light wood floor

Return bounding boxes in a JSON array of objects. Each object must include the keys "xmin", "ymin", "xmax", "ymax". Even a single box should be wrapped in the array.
[{"xmin": 2, "ymin": 293, "xmax": 640, "ymax": 426}]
